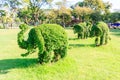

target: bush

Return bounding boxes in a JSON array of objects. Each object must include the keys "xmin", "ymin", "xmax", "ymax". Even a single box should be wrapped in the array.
[
  {"xmin": 18, "ymin": 24, "xmax": 68, "ymax": 64},
  {"xmin": 73, "ymin": 22, "xmax": 91, "ymax": 39},
  {"xmin": 17, "ymin": 24, "xmax": 29, "ymax": 49},
  {"xmin": 90, "ymin": 21, "xmax": 109, "ymax": 46}
]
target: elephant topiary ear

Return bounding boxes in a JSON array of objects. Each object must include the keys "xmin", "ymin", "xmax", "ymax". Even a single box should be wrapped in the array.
[{"xmin": 19, "ymin": 24, "xmax": 29, "ymax": 31}]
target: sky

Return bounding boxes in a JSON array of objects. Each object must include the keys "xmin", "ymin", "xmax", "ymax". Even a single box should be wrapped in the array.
[{"xmin": 65, "ymin": 0, "xmax": 120, "ymax": 12}]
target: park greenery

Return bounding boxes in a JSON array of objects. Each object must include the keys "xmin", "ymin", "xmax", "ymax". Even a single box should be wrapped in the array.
[
  {"xmin": 0, "ymin": 0, "xmax": 120, "ymax": 79},
  {"xmin": 0, "ymin": 28, "xmax": 120, "ymax": 80},
  {"xmin": 73, "ymin": 21, "xmax": 110, "ymax": 46},
  {"xmin": 0, "ymin": 0, "xmax": 120, "ymax": 28}
]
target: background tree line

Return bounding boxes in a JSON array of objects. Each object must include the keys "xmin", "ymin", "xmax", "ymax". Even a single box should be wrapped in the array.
[{"xmin": 0, "ymin": 0, "xmax": 120, "ymax": 28}]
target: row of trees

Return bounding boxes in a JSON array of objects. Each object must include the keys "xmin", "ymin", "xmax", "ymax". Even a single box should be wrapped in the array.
[{"xmin": 0, "ymin": 0, "xmax": 120, "ymax": 28}]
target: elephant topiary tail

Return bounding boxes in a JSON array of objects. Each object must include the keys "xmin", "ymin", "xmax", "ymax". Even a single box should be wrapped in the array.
[{"xmin": 17, "ymin": 24, "xmax": 29, "ymax": 49}]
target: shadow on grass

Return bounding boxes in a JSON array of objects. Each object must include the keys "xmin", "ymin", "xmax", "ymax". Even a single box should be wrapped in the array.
[
  {"xmin": 0, "ymin": 58, "xmax": 37, "ymax": 74},
  {"xmin": 69, "ymin": 44, "xmax": 95, "ymax": 48},
  {"xmin": 69, "ymin": 38, "xmax": 78, "ymax": 40}
]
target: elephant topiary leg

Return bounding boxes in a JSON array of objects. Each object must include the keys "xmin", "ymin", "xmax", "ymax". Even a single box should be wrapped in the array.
[
  {"xmin": 60, "ymin": 46, "xmax": 67, "ymax": 58},
  {"xmin": 105, "ymin": 33, "xmax": 109, "ymax": 45},
  {"xmin": 95, "ymin": 37, "xmax": 99, "ymax": 46},
  {"xmin": 52, "ymin": 46, "xmax": 67, "ymax": 62},
  {"xmin": 38, "ymin": 51, "xmax": 51, "ymax": 64},
  {"xmin": 52, "ymin": 49, "xmax": 60, "ymax": 62},
  {"xmin": 78, "ymin": 33, "xmax": 81, "ymax": 39},
  {"xmin": 100, "ymin": 35, "xmax": 105, "ymax": 45}
]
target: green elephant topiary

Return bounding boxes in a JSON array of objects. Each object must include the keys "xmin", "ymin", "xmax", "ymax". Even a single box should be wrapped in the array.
[
  {"xmin": 73, "ymin": 22, "xmax": 92, "ymax": 39},
  {"xmin": 18, "ymin": 24, "xmax": 68, "ymax": 64},
  {"xmin": 90, "ymin": 21, "xmax": 110, "ymax": 46}
]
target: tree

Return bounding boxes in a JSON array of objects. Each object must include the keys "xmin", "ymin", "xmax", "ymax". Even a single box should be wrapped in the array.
[
  {"xmin": 0, "ymin": 10, "xmax": 7, "ymax": 28},
  {"xmin": 71, "ymin": 1, "xmax": 85, "ymax": 9},
  {"xmin": 28, "ymin": 0, "xmax": 53, "ymax": 25},
  {"xmin": 108, "ymin": 12, "xmax": 120, "ymax": 23},
  {"xmin": 74, "ymin": 0, "xmax": 111, "ymax": 22},
  {"xmin": 1, "ymin": 0, "xmax": 23, "ymax": 9},
  {"xmin": 90, "ymin": 11, "xmax": 103, "ymax": 23},
  {"xmin": 0, "ymin": 0, "xmax": 24, "ymax": 28},
  {"xmin": 58, "ymin": 6, "xmax": 72, "ymax": 27},
  {"xmin": 72, "ymin": 6, "xmax": 93, "ymax": 22},
  {"xmin": 46, "ymin": 10, "xmax": 57, "ymax": 23},
  {"xmin": 18, "ymin": 9, "xmax": 32, "ymax": 24},
  {"xmin": 56, "ymin": 0, "xmax": 67, "ymax": 8},
  {"xmin": 84, "ymin": 0, "xmax": 105, "ymax": 12},
  {"xmin": 17, "ymin": 0, "xmax": 55, "ymax": 25}
]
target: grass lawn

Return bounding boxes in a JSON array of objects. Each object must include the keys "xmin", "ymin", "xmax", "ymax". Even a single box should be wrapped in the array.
[{"xmin": 0, "ymin": 28, "xmax": 120, "ymax": 80}]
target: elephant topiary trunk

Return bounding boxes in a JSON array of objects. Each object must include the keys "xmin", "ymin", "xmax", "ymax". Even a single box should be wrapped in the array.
[
  {"xmin": 17, "ymin": 24, "xmax": 68, "ymax": 64},
  {"xmin": 17, "ymin": 24, "xmax": 29, "ymax": 49},
  {"xmin": 90, "ymin": 21, "xmax": 110, "ymax": 46}
]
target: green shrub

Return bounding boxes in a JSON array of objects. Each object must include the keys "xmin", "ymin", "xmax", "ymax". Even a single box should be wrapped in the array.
[
  {"xmin": 17, "ymin": 24, "xmax": 29, "ymax": 49},
  {"xmin": 18, "ymin": 24, "xmax": 68, "ymax": 64},
  {"xmin": 90, "ymin": 21, "xmax": 109, "ymax": 46},
  {"xmin": 73, "ymin": 22, "xmax": 91, "ymax": 39}
]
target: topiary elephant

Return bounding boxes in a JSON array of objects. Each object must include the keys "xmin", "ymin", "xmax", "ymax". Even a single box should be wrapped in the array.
[
  {"xmin": 73, "ymin": 22, "xmax": 92, "ymax": 39},
  {"xmin": 17, "ymin": 24, "xmax": 68, "ymax": 64},
  {"xmin": 90, "ymin": 21, "xmax": 110, "ymax": 46}
]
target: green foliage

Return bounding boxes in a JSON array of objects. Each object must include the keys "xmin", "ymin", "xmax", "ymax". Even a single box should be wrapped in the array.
[
  {"xmin": 36, "ymin": 24, "xmax": 68, "ymax": 63},
  {"xmin": 90, "ymin": 21, "xmax": 109, "ymax": 46},
  {"xmin": 109, "ymin": 12, "xmax": 120, "ymax": 23},
  {"xmin": 17, "ymin": 24, "xmax": 68, "ymax": 64},
  {"xmin": 18, "ymin": 9, "xmax": 32, "ymax": 24},
  {"xmin": 72, "ymin": 6, "xmax": 93, "ymax": 22},
  {"xmin": 0, "ymin": 10, "xmax": 6, "ymax": 17},
  {"xmin": 46, "ymin": 10, "xmax": 57, "ymax": 23},
  {"xmin": 90, "ymin": 11, "xmax": 103, "ymax": 23},
  {"xmin": 73, "ymin": 22, "xmax": 91, "ymax": 39},
  {"xmin": 1, "ymin": 29, "xmax": 120, "ymax": 80},
  {"xmin": 58, "ymin": 6, "xmax": 72, "ymax": 27},
  {"xmin": 17, "ymin": 24, "xmax": 29, "ymax": 49},
  {"xmin": 84, "ymin": 0, "xmax": 111, "ymax": 13}
]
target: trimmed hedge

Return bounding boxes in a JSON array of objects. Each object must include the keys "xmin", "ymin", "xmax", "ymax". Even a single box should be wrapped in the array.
[
  {"xmin": 18, "ymin": 24, "xmax": 68, "ymax": 64},
  {"xmin": 90, "ymin": 21, "xmax": 109, "ymax": 46},
  {"xmin": 73, "ymin": 22, "xmax": 91, "ymax": 39},
  {"xmin": 17, "ymin": 24, "xmax": 29, "ymax": 49}
]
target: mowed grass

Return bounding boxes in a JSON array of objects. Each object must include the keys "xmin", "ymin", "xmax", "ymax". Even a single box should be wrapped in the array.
[{"xmin": 0, "ymin": 28, "xmax": 120, "ymax": 80}]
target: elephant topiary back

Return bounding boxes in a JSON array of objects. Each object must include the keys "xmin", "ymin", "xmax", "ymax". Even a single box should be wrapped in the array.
[{"xmin": 37, "ymin": 24, "xmax": 68, "ymax": 51}]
